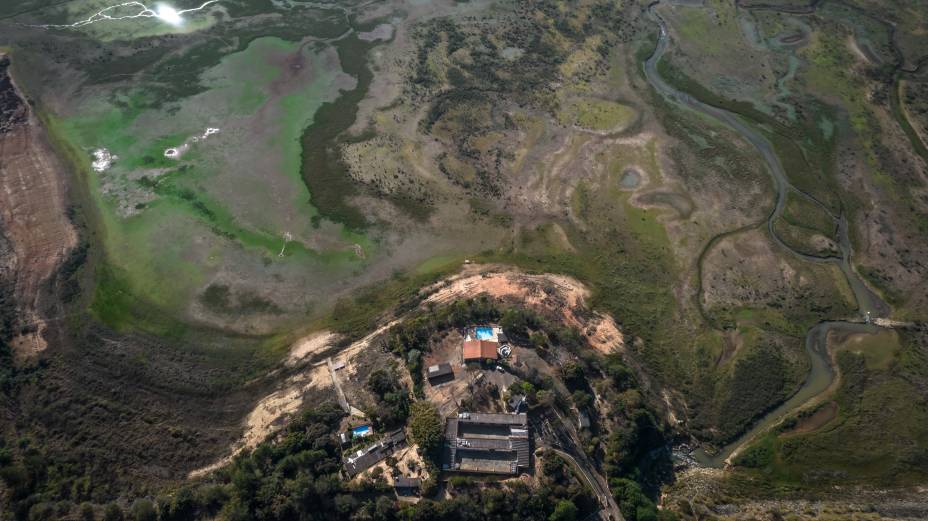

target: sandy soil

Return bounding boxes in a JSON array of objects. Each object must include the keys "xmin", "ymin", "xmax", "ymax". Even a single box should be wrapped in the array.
[
  {"xmin": 0, "ymin": 56, "xmax": 77, "ymax": 360},
  {"xmin": 352, "ymin": 444, "xmax": 428, "ymax": 485},
  {"xmin": 190, "ymin": 319, "xmax": 400, "ymax": 478},
  {"xmin": 424, "ymin": 264, "xmax": 624, "ymax": 354},
  {"xmin": 188, "ymin": 362, "xmax": 331, "ymax": 478},
  {"xmin": 287, "ymin": 330, "xmax": 337, "ymax": 365},
  {"xmin": 422, "ymin": 331, "xmax": 473, "ymax": 416},
  {"xmin": 847, "ymin": 35, "xmax": 873, "ymax": 64}
]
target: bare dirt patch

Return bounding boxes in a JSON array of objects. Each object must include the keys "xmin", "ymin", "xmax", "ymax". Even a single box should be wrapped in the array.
[
  {"xmin": 353, "ymin": 444, "xmax": 428, "ymax": 485},
  {"xmin": 781, "ymin": 401, "xmax": 838, "ymax": 437},
  {"xmin": 189, "ymin": 322, "xmax": 398, "ymax": 478},
  {"xmin": 424, "ymin": 264, "xmax": 624, "ymax": 354},
  {"xmin": 189, "ymin": 362, "xmax": 334, "ymax": 478},
  {"xmin": 422, "ymin": 331, "xmax": 474, "ymax": 416},
  {"xmin": 287, "ymin": 330, "xmax": 337, "ymax": 365},
  {"xmin": 0, "ymin": 57, "xmax": 77, "ymax": 360}
]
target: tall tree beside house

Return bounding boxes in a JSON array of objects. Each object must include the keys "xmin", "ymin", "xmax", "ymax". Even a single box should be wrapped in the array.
[{"xmin": 408, "ymin": 401, "xmax": 443, "ymax": 462}]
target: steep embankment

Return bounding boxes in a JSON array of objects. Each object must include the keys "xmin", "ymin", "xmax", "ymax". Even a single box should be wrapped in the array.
[{"xmin": 0, "ymin": 54, "xmax": 76, "ymax": 359}]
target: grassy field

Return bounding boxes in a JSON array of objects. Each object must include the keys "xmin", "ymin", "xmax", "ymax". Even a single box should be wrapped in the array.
[
  {"xmin": 774, "ymin": 191, "xmax": 839, "ymax": 256},
  {"xmin": 781, "ymin": 190, "xmax": 836, "ymax": 237},
  {"xmin": 558, "ymin": 97, "xmax": 637, "ymax": 133}
]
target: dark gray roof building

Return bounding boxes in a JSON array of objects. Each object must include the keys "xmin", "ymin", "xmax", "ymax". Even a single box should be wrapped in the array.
[
  {"xmin": 508, "ymin": 394, "xmax": 527, "ymax": 413},
  {"xmin": 394, "ymin": 476, "xmax": 421, "ymax": 497},
  {"xmin": 343, "ymin": 430, "xmax": 406, "ymax": 477},
  {"xmin": 394, "ymin": 477, "xmax": 421, "ymax": 489},
  {"xmin": 578, "ymin": 410, "xmax": 591, "ymax": 430},
  {"xmin": 427, "ymin": 363, "xmax": 454, "ymax": 383},
  {"xmin": 441, "ymin": 412, "xmax": 530, "ymax": 475}
]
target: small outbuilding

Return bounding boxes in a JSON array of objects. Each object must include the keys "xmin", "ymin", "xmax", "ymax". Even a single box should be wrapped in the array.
[
  {"xmin": 508, "ymin": 394, "xmax": 527, "ymax": 413},
  {"xmin": 394, "ymin": 477, "xmax": 421, "ymax": 497},
  {"xmin": 427, "ymin": 363, "xmax": 454, "ymax": 384},
  {"xmin": 578, "ymin": 411, "xmax": 591, "ymax": 430}
]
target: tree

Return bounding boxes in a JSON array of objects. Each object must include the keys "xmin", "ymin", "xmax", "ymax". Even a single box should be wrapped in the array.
[
  {"xmin": 366, "ymin": 366, "xmax": 411, "ymax": 428},
  {"xmin": 164, "ymin": 487, "xmax": 196, "ymax": 521},
  {"xmin": 500, "ymin": 308, "xmax": 529, "ymax": 337},
  {"xmin": 530, "ymin": 331, "xmax": 547, "ymax": 348},
  {"xmin": 334, "ymin": 494, "xmax": 359, "ymax": 515},
  {"xmin": 373, "ymin": 495, "xmax": 397, "ymax": 521},
  {"xmin": 604, "ymin": 355, "xmax": 634, "ymax": 390},
  {"xmin": 549, "ymin": 499, "xmax": 578, "ymax": 521},
  {"xmin": 571, "ymin": 390, "xmax": 593, "ymax": 409},
  {"xmin": 560, "ymin": 362, "xmax": 584, "ymax": 389},
  {"xmin": 367, "ymin": 369, "xmax": 395, "ymax": 396},
  {"xmin": 130, "ymin": 499, "xmax": 157, "ymax": 521},
  {"xmin": 408, "ymin": 402, "xmax": 443, "ymax": 461},
  {"xmin": 103, "ymin": 503, "xmax": 124, "ymax": 521},
  {"xmin": 610, "ymin": 478, "xmax": 659, "ymax": 521},
  {"xmin": 78, "ymin": 502, "xmax": 95, "ymax": 521},
  {"xmin": 536, "ymin": 389, "xmax": 556, "ymax": 408}
]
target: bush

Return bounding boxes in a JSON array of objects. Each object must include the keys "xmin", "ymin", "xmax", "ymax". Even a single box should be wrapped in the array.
[
  {"xmin": 408, "ymin": 402, "xmax": 443, "ymax": 462},
  {"xmin": 549, "ymin": 499, "xmax": 578, "ymax": 521},
  {"xmin": 78, "ymin": 502, "xmax": 95, "ymax": 521},
  {"xmin": 102, "ymin": 503, "xmax": 124, "ymax": 521},
  {"xmin": 610, "ymin": 478, "xmax": 657, "ymax": 521},
  {"xmin": 130, "ymin": 500, "xmax": 156, "ymax": 521},
  {"xmin": 366, "ymin": 366, "xmax": 411, "ymax": 428}
]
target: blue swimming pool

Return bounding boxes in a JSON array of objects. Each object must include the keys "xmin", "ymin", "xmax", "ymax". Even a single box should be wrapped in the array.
[
  {"xmin": 475, "ymin": 327, "xmax": 494, "ymax": 340},
  {"xmin": 352, "ymin": 425, "xmax": 372, "ymax": 437}
]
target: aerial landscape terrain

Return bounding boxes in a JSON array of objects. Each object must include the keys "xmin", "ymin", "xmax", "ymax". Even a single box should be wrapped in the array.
[{"xmin": 0, "ymin": 0, "xmax": 927, "ymax": 519}]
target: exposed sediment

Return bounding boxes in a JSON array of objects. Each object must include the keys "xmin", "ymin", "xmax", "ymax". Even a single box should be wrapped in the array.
[{"xmin": 0, "ymin": 55, "xmax": 77, "ymax": 358}]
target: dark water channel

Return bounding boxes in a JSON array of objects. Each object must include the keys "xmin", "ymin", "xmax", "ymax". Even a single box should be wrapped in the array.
[{"xmin": 642, "ymin": 3, "xmax": 889, "ymax": 466}]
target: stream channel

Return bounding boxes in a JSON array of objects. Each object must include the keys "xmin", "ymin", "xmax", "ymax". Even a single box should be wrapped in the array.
[{"xmin": 642, "ymin": 2, "xmax": 889, "ymax": 467}]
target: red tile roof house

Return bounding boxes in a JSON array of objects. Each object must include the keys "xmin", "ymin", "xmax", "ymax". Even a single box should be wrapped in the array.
[{"xmin": 463, "ymin": 339, "xmax": 498, "ymax": 362}]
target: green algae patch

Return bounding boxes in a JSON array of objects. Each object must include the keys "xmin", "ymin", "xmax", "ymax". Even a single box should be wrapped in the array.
[{"xmin": 52, "ymin": 36, "xmax": 371, "ymax": 328}]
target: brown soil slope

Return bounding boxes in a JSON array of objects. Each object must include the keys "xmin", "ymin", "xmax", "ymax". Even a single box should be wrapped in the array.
[{"xmin": 0, "ymin": 54, "xmax": 76, "ymax": 359}]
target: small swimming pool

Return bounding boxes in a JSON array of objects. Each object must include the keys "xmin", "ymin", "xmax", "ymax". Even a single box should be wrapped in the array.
[
  {"xmin": 352, "ymin": 425, "xmax": 372, "ymax": 438},
  {"xmin": 475, "ymin": 327, "xmax": 495, "ymax": 340}
]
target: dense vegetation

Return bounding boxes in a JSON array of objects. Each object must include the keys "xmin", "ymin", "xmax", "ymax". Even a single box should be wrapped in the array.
[
  {"xmin": 1, "ymin": 400, "xmax": 614, "ymax": 521},
  {"xmin": 728, "ymin": 330, "xmax": 928, "ymax": 493},
  {"xmin": 412, "ymin": 1, "xmax": 647, "ymax": 198},
  {"xmin": 365, "ymin": 365, "xmax": 411, "ymax": 429},
  {"xmin": 407, "ymin": 402, "xmax": 442, "ymax": 464},
  {"xmin": 713, "ymin": 345, "xmax": 794, "ymax": 443}
]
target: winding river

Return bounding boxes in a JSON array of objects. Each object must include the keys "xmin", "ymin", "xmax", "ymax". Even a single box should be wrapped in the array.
[{"xmin": 643, "ymin": 3, "xmax": 889, "ymax": 467}]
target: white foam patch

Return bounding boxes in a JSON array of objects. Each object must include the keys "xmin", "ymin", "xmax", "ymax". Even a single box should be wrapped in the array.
[
  {"xmin": 91, "ymin": 148, "xmax": 117, "ymax": 172},
  {"xmin": 164, "ymin": 126, "xmax": 220, "ymax": 158}
]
